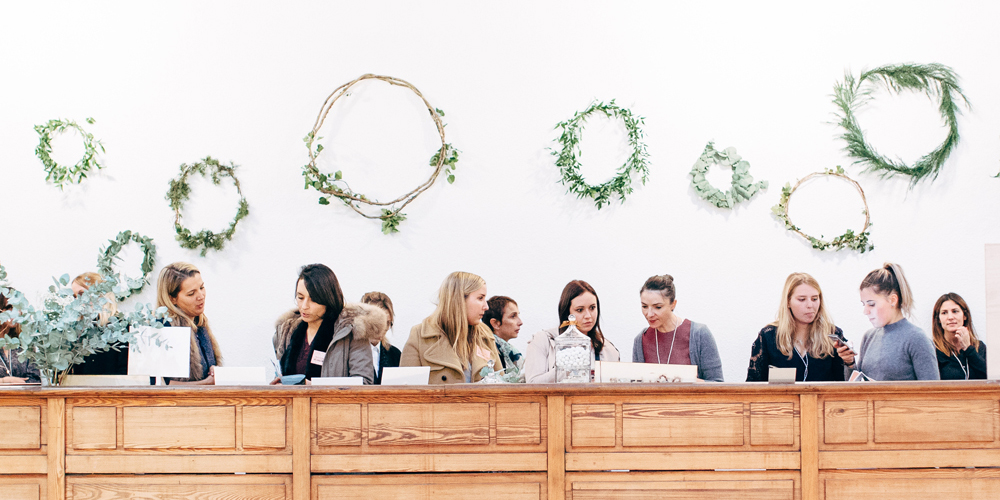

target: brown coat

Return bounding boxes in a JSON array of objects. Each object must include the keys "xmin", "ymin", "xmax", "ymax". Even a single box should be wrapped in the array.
[
  {"xmin": 273, "ymin": 303, "xmax": 388, "ymax": 384},
  {"xmin": 400, "ymin": 320, "xmax": 502, "ymax": 384}
]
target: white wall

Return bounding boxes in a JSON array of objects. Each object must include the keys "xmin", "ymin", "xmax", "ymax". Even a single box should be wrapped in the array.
[{"xmin": 1, "ymin": 1, "xmax": 998, "ymax": 382}]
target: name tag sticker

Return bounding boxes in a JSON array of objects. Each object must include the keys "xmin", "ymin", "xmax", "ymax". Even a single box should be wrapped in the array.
[{"xmin": 311, "ymin": 350, "xmax": 327, "ymax": 365}]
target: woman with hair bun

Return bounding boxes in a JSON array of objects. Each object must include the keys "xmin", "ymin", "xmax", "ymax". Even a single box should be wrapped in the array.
[
  {"xmin": 400, "ymin": 272, "xmax": 502, "ymax": 384},
  {"xmin": 156, "ymin": 262, "xmax": 222, "ymax": 385},
  {"xmin": 932, "ymin": 293, "xmax": 987, "ymax": 380},
  {"xmin": 852, "ymin": 263, "xmax": 939, "ymax": 381},
  {"xmin": 524, "ymin": 280, "xmax": 620, "ymax": 384},
  {"xmin": 632, "ymin": 274, "xmax": 723, "ymax": 382},
  {"xmin": 746, "ymin": 273, "xmax": 850, "ymax": 382}
]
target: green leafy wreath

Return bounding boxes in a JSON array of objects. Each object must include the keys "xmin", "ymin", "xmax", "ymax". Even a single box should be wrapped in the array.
[
  {"xmin": 552, "ymin": 100, "xmax": 650, "ymax": 209},
  {"xmin": 690, "ymin": 142, "xmax": 767, "ymax": 209},
  {"xmin": 833, "ymin": 63, "xmax": 970, "ymax": 186},
  {"xmin": 34, "ymin": 117, "xmax": 105, "ymax": 190},
  {"xmin": 97, "ymin": 230, "xmax": 157, "ymax": 300},
  {"xmin": 166, "ymin": 157, "xmax": 249, "ymax": 256},
  {"xmin": 771, "ymin": 166, "xmax": 873, "ymax": 253},
  {"xmin": 302, "ymin": 74, "xmax": 458, "ymax": 234}
]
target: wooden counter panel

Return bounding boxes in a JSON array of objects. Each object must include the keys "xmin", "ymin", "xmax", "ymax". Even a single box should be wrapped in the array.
[
  {"xmin": 0, "ymin": 476, "xmax": 45, "ymax": 500},
  {"xmin": 311, "ymin": 452, "xmax": 547, "ymax": 473},
  {"xmin": 566, "ymin": 451, "xmax": 800, "ymax": 471},
  {"xmin": 66, "ymin": 454, "xmax": 293, "ymax": 474},
  {"xmin": 822, "ymin": 401, "xmax": 867, "ymax": 444},
  {"xmin": 749, "ymin": 402, "xmax": 795, "ymax": 446},
  {"xmin": 314, "ymin": 403, "xmax": 362, "ymax": 447},
  {"xmin": 0, "ymin": 406, "xmax": 41, "ymax": 450},
  {"xmin": 622, "ymin": 403, "xmax": 744, "ymax": 447},
  {"xmin": 570, "ymin": 404, "xmax": 615, "ymax": 447},
  {"xmin": 821, "ymin": 469, "xmax": 1000, "ymax": 500},
  {"xmin": 873, "ymin": 399, "xmax": 995, "ymax": 443},
  {"xmin": 66, "ymin": 474, "xmax": 291, "ymax": 500},
  {"xmin": 313, "ymin": 473, "xmax": 546, "ymax": 500},
  {"xmin": 123, "ymin": 406, "xmax": 237, "ymax": 449},
  {"xmin": 497, "ymin": 402, "xmax": 542, "ymax": 445},
  {"xmin": 243, "ymin": 405, "xmax": 287, "ymax": 449},
  {"xmin": 70, "ymin": 406, "xmax": 116, "ymax": 450},
  {"xmin": 0, "ymin": 455, "xmax": 47, "ymax": 474},
  {"xmin": 567, "ymin": 471, "xmax": 798, "ymax": 500},
  {"xmin": 368, "ymin": 403, "xmax": 490, "ymax": 446}
]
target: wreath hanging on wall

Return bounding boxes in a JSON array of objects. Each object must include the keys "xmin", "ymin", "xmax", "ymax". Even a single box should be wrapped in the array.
[
  {"xmin": 302, "ymin": 74, "xmax": 458, "ymax": 234},
  {"xmin": 551, "ymin": 100, "xmax": 650, "ymax": 209},
  {"xmin": 771, "ymin": 166, "xmax": 873, "ymax": 253},
  {"xmin": 166, "ymin": 157, "xmax": 249, "ymax": 256},
  {"xmin": 97, "ymin": 230, "xmax": 157, "ymax": 300},
  {"xmin": 833, "ymin": 63, "xmax": 970, "ymax": 186},
  {"xmin": 689, "ymin": 142, "xmax": 767, "ymax": 209},
  {"xmin": 34, "ymin": 117, "xmax": 105, "ymax": 190}
]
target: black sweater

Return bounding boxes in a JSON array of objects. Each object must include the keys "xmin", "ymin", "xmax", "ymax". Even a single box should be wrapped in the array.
[
  {"xmin": 936, "ymin": 342, "xmax": 987, "ymax": 380},
  {"xmin": 747, "ymin": 325, "xmax": 848, "ymax": 382}
]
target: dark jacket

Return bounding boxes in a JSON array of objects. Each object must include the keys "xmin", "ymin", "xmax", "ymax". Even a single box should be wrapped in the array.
[
  {"xmin": 937, "ymin": 342, "xmax": 987, "ymax": 380},
  {"xmin": 0, "ymin": 348, "xmax": 41, "ymax": 383},
  {"xmin": 374, "ymin": 343, "xmax": 402, "ymax": 385},
  {"xmin": 746, "ymin": 325, "xmax": 847, "ymax": 382},
  {"xmin": 70, "ymin": 345, "xmax": 129, "ymax": 375}
]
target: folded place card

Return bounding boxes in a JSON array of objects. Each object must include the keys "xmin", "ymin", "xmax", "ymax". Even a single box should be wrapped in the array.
[
  {"xmin": 214, "ymin": 366, "xmax": 269, "ymax": 386},
  {"xmin": 381, "ymin": 366, "xmax": 430, "ymax": 385},
  {"xmin": 62, "ymin": 375, "xmax": 151, "ymax": 387},
  {"xmin": 127, "ymin": 326, "xmax": 191, "ymax": 378},
  {"xmin": 594, "ymin": 361, "xmax": 698, "ymax": 383},
  {"xmin": 768, "ymin": 366, "xmax": 797, "ymax": 383}
]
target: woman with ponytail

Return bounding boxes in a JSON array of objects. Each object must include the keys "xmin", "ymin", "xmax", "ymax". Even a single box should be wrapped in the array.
[
  {"xmin": 851, "ymin": 263, "xmax": 939, "ymax": 380},
  {"xmin": 400, "ymin": 272, "xmax": 502, "ymax": 384}
]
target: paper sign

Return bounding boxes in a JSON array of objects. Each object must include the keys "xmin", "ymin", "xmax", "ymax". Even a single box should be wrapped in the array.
[
  {"xmin": 127, "ymin": 326, "xmax": 190, "ymax": 378},
  {"xmin": 310, "ymin": 350, "xmax": 326, "ymax": 365},
  {"xmin": 381, "ymin": 366, "xmax": 430, "ymax": 385},
  {"xmin": 768, "ymin": 366, "xmax": 797, "ymax": 383},
  {"xmin": 594, "ymin": 361, "xmax": 698, "ymax": 383},
  {"xmin": 311, "ymin": 377, "xmax": 364, "ymax": 386},
  {"xmin": 214, "ymin": 366, "xmax": 268, "ymax": 386}
]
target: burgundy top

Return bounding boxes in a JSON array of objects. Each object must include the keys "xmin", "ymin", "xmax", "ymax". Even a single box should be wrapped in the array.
[
  {"xmin": 294, "ymin": 336, "xmax": 312, "ymax": 375},
  {"xmin": 641, "ymin": 319, "xmax": 691, "ymax": 365}
]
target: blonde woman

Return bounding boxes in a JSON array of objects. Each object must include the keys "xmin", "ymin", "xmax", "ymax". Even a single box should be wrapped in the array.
[
  {"xmin": 68, "ymin": 272, "xmax": 128, "ymax": 376},
  {"xmin": 400, "ymin": 272, "xmax": 502, "ymax": 384},
  {"xmin": 746, "ymin": 273, "xmax": 850, "ymax": 382},
  {"xmin": 156, "ymin": 263, "xmax": 222, "ymax": 385}
]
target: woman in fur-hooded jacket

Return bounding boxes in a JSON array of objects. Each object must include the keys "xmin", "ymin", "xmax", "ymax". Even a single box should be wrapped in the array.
[{"xmin": 271, "ymin": 264, "xmax": 387, "ymax": 384}]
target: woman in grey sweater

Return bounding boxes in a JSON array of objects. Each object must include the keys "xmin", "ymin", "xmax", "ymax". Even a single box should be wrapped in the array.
[
  {"xmin": 847, "ymin": 263, "xmax": 939, "ymax": 381},
  {"xmin": 631, "ymin": 274, "xmax": 724, "ymax": 382}
]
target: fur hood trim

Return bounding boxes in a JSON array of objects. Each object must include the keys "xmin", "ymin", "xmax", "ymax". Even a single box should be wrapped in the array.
[{"xmin": 273, "ymin": 303, "xmax": 388, "ymax": 362}]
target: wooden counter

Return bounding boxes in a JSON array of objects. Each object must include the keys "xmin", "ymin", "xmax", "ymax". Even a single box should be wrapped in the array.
[{"xmin": 1, "ymin": 381, "xmax": 998, "ymax": 499}]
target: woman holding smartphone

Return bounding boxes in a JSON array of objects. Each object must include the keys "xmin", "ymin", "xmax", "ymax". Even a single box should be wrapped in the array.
[{"xmin": 746, "ymin": 273, "xmax": 851, "ymax": 381}]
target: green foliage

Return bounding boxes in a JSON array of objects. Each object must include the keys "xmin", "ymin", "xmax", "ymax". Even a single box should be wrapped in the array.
[
  {"xmin": 690, "ymin": 142, "xmax": 767, "ymax": 209},
  {"xmin": 166, "ymin": 157, "xmax": 250, "ymax": 256},
  {"xmin": 551, "ymin": 100, "xmax": 650, "ymax": 209},
  {"xmin": 430, "ymin": 143, "xmax": 459, "ymax": 184},
  {"xmin": 771, "ymin": 166, "xmax": 874, "ymax": 253},
  {"xmin": 833, "ymin": 63, "xmax": 970, "ymax": 187},
  {"xmin": 34, "ymin": 117, "xmax": 105, "ymax": 190},
  {"xmin": 96, "ymin": 230, "xmax": 157, "ymax": 301},
  {"xmin": 0, "ymin": 264, "xmax": 166, "ymax": 385}
]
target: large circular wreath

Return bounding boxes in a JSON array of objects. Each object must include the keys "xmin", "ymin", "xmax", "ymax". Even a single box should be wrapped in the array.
[
  {"xmin": 834, "ymin": 63, "xmax": 970, "ymax": 186},
  {"xmin": 690, "ymin": 142, "xmax": 767, "ymax": 209},
  {"xmin": 302, "ymin": 74, "xmax": 458, "ymax": 234},
  {"xmin": 97, "ymin": 230, "xmax": 156, "ymax": 300},
  {"xmin": 166, "ymin": 157, "xmax": 249, "ymax": 256},
  {"xmin": 771, "ymin": 166, "xmax": 873, "ymax": 253},
  {"xmin": 552, "ymin": 100, "xmax": 650, "ymax": 209},
  {"xmin": 34, "ymin": 117, "xmax": 105, "ymax": 190}
]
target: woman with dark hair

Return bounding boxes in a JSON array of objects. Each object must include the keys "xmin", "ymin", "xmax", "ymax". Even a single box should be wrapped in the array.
[
  {"xmin": 852, "ymin": 262, "xmax": 938, "ymax": 381},
  {"xmin": 523, "ymin": 280, "xmax": 619, "ymax": 383},
  {"xmin": 932, "ymin": 293, "xmax": 987, "ymax": 380},
  {"xmin": 0, "ymin": 288, "xmax": 41, "ymax": 384},
  {"xmin": 483, "ymin": 295, "xmax": 525, "ymax": 382},
  {"xmin": 633, "ymin": 274, "xmax": 724, "ymax": 381},
  {"xmin": 361, "ymin": 291, "xmax": 401, "ymax": 385},
  {"xmin": 272, "ymin": 264, "xmax": 388, "ymax": 384}
]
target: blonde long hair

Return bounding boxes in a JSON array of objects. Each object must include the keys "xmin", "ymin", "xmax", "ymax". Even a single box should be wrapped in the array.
[
  {"xmin": 426, "ymin": 271, "xmax": 491, "ymax": 370},
  {"xmin": 771, "ymin": 273, "xmax": 837, "ymax": 359},
  {"xmin": 156, "ymin": 263, "xmax": 220, "ymax": 361}
]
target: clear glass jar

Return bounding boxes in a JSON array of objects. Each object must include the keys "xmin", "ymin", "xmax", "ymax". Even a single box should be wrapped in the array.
[{"xmin": 555, "ymin": 315, "xmax": 592, "ymax": 383}]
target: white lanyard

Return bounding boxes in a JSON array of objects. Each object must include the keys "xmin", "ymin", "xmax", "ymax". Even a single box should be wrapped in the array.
[
  {"xmin": 795, "ymin": 347, "xmax": 809, "ymax": 381},
  {"xmin": 952, "ymin": 352, "xmax": 969, "ymax": 380}
]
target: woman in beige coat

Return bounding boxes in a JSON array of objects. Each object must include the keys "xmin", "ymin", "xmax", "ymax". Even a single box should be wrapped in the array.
[{"xmin": 400, "ymin": 271, "xmax": 502, "ymax": 384}]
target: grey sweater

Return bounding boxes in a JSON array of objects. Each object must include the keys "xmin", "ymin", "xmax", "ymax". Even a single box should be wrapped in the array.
[
  {"xmin": 855, "ymin": 318, "xmax": 940, "ymax": 381},
  {"xmin": 632, "ymin": 321, "xmax": 724, "ymax": 382}
]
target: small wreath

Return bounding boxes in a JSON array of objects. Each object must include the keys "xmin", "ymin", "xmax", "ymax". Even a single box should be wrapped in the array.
[
  {"xmin": 302, "ymin": 73, "xmax": 458, "ymax": 234},
  {"xmin": 833, "ymin": 63, "xmax": 970, "ymax": 186},
  {"xmin": 771, "ymin": 166, "xmax": 873, "ymax": 253},
  {"xmin": 34, "ymin": 117, "xmax": 105, "ymax": 190},
  {"xmin": 97, "ymin": 230, "xmax": 157, "ymax": 300},
  {"xmin": 551, "ymin": 100, "xmax": 650, "ymax": 209},
  {"xmin": 690, "ymin": 142, "xmax": 768, "ymax": 209},
  {"xmin": 166, "ymin": 157, "xmax": 249, "ymax": 256}
]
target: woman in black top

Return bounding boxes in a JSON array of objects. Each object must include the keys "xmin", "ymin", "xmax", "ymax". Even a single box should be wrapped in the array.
[
  {"xmin": 747, "ymin": 273, "xmax": 853, "ymax": 382},
  {"xmin": 932, "ymin": 293, "xmax": 987, "ymax": 380}
]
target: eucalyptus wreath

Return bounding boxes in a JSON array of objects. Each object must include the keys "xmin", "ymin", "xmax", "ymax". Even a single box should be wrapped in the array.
[
  {"xmin": 552, "ymin": 100, "xmax": 650, "ymax": 209},
  {"xmin": 34, "ymin": 117, "xmax": 105, "ymax": 189},
  {"xmin": 833, "ymin": 63, "xmax": 970, "ymax": 186},
  {"xmin": 97, "ymin": 230, "xmax": 157, "ymax": 300},
  {"xmin": 689, "ymin": 142, "xmax": 767, "ymax": 209},
  {"xmin": 771, "ymin": 166, "xmax": 873, "ymax": 253},
  {"xmin": 302, "ymin": 74, "xmax": 458, "ymax": 234},
  {"xmin": 166, "ymin": 157, "xmax": 249, "ymax": 256}
]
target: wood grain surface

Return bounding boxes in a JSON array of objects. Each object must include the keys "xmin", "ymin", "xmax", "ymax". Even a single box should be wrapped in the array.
[
  {"xmin": 66, "ymin": 474, "xmax": 290, "ymax": 500},
  {"xmin": 368, "ymin": 403, "xmax": 489, "ymax": 446},
  {"xmin": 122, "ymin": 406, "xmax": 236, "ymax": 449},
  {"xmin": 622, "ymin": 403, "xmax": 744, "ymax": 446},
  {"xmin": 0, "ymin": 406, "xmax": 41, "ymax": 449}
]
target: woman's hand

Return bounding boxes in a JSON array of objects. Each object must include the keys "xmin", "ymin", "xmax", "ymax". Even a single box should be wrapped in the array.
[
  {"xmin": 836, "ymin": 343, "xmax": 856, "ymax": 367},
  {"xmin": 950, "ymin": 326, "xmax": 972, "ymax": 351},
  {"xmin": 1, "ymin": 376, "xmax": 27, "ymax": 384}
]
